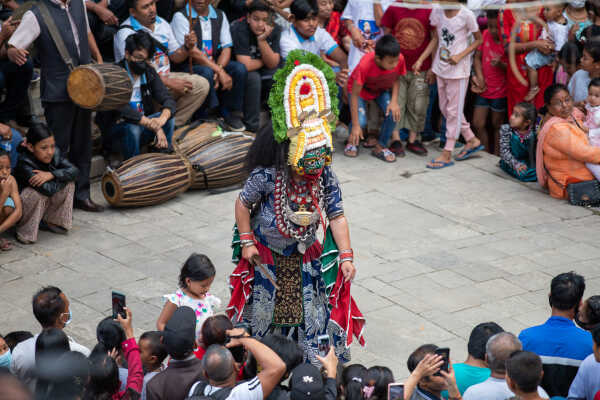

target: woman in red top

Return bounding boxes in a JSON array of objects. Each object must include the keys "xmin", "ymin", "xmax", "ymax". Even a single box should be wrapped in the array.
[
  {"xmin": 317, "ymin": 0, "xmax": 349, "ymax": 53},
  {"xmin": 499, "ymin": 2, "xmax": 555, "ymax": 114}
]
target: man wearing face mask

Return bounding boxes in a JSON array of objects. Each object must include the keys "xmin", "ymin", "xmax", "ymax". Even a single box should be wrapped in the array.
[
  {"xmin": 99, "ymin": 31, "xmax": 176, "ymax": 161},
  {"xmin": 10, "ymin": 286, "xmax": 90, "ymax": 385}
]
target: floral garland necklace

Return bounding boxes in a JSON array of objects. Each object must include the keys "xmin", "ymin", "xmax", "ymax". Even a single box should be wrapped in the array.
[{"xmin": 273, "ymin": 169, "xmax": 324, "ymax": 252}]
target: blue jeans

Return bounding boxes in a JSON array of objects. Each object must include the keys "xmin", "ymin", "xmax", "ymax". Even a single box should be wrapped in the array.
[
  {"xmin": 422, "ymin": 82, "xmax": 446, "ymax": 139},
  {"xmin": 110, "ymin": 112, "xmax": 175, "ymax": 160},
  {"xmin": 186, "ymin": 61, "xmax": 247, "ymax": 114},
  {"xmin": 0, "ymin": 129, "xmax": 22, "ymax": 168},
  {"xmin": 352, "ymin": 91, "xmax": 396, "ymax": 147}
]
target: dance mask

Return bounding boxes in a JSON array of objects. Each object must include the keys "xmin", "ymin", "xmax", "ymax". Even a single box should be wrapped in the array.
[{"xmin": 268, "ymin": 50, "xmax": 339, "ymax": 177}]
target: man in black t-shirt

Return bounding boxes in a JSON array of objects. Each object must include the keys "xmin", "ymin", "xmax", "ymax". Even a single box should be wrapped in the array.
[{"xmin": 231, "ymin": 0, "xmax": 281, "ymax": 132}]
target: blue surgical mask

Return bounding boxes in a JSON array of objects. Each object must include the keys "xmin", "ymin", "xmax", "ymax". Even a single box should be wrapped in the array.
[{"xmin": 0, "ymin": 350, "xmax": 11, "ymax": 369}]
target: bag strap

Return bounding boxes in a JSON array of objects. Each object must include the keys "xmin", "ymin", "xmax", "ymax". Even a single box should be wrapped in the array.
[
  {"xmin": 119, "ymin": 25, "xmax": 169, "ymax": 54},
  {"xmin": 544, "ymin": 165, "xmax": 566, "ymax": 190},
  {"xmin": 38, "ymin": 1, "xmax": 75, "ymax": 71}
]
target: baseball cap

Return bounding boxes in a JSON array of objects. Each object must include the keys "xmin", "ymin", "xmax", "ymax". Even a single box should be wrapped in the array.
[
  {"xmin": 290, "ymin": 364, "xmax": 325, "ymax": 400},
  {"xmin": 162, "ymin": 306, "xmax": 196, "ymax": 359}
]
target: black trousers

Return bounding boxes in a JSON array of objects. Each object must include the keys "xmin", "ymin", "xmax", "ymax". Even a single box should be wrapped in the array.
[
  {"xmin": 43, "ymin": 101, "xmax": 92, "ymax": 201},
  {"xmin": 243, "ymin": 69, "xmax": 275, "ymax": 133}
]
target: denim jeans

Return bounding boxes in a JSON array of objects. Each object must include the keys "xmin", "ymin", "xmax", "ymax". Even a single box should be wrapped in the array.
[
  {"xmin": 422, "ymin": 82, "xmax": 446, "ymax": 141},
  {"xmin": 185, "ymin": 61, "xmax": 247, "ymax": 114},
  {"xmin": 0, "ymin": 58, "xmax": 33, "ymax": 121},
  {"xmin": 0, "ymin": 129, "xmax": 22, "ymax": 168},
  {"xmin": 352, "ymin": 91, "xmax": 396, "ymax": 147},
  {"xmin": 110, "ymin": 112, "xmax": 175, "ymax": 160}
]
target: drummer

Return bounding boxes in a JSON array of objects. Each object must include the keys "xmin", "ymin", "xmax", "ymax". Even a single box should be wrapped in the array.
[
  {"xmin": 98, "ymin": 31, "xmax": 177, "ymax": 161},
  {"xmin": 7, "ymin": 0, "xmax": 105, "ymax": 212}
]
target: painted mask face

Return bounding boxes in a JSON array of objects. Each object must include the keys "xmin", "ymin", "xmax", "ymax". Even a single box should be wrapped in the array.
[{"xmin": 295, "ymin": 146, "xmax": 330, "ymax": 176}]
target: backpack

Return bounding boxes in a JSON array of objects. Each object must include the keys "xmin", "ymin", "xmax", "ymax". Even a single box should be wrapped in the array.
[{"xmin": 187, "ymin": 381, "xmax": 235, "ymax": 400}]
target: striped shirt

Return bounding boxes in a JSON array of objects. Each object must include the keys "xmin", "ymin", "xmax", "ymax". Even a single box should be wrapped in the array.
[{"xmin": 189, "ymin": 376, "xmax": 263, "ymax": 400}]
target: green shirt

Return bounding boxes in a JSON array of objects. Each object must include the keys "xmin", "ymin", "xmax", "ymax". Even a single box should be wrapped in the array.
[{"xmin": 442, "ymin": 363, "xmax": 491, "ymax": 399}]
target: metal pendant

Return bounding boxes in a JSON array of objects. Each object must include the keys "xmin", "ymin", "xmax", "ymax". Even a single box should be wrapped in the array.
[{"xmin": 297, "ymin": 241, "xmax": 306, "ymax": 254}]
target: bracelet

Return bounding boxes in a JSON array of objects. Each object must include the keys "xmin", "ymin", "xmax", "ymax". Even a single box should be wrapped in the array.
[
  {"xmin": 339, "ymin": 257, "xmax": 353, "ymax": 264},
  {"xmin": 241, "ymin": 241, "xmax": 256, "ymax": 248},
  {"xmin": 239, "ymin": 233, "xmax": 255, "ymax": 241},
  {"xmin": 339, "ymin": 249, "xmax": 353, "ymax": 257}
]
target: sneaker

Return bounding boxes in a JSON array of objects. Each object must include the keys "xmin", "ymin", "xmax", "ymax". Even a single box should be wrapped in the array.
[
  {"xmin": 406, "ymin": 140, "xmax": 428, "ymax": 156},
  {"xmin": 31, "ymin": 72, "xmax": 40, "ymax": 83},
  {"xmin": 223, "ymin": 115, "xmax": 246, "ymax": 132}
]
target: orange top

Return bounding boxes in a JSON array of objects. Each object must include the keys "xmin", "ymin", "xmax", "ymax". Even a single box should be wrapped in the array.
[{"xmin": 543, "ymin": 121, "xmax": 600, "ymax": 198}]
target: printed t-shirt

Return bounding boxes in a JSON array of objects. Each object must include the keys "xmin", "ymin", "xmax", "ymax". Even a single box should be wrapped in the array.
[
  {"xmin": 348, "ymin": 51, "xmax": 406, "ymax": 100},
  {"xmin": 479, "ymin": 29, "xmax": 507, "ymax": 99},
  {"xmin": 279, "ymin": 26, "xmax": 337, "ymax": 59},
  {"xmin": 341, "ymin": 0, "xmax": 393, "ymax": 72},
  {"xmin": 430, "ymin": 5, "xmax": 479, "ymax": 79},
  {"xmin": 115, "ymin": 16, "xmax": 179, "ymax": 76},
  {"xmin": 381, "ymin": 6, "xmax": 433, "ymax": 71},
  {"xmin": 170, "ymin": 4, "xmax": 233, "ymax": 60}
]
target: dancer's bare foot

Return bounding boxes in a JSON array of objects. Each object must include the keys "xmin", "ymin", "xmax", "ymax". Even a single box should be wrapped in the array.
[{"xmin": 524, "ymin": 85, "xmax": 539, "ymax": 102}]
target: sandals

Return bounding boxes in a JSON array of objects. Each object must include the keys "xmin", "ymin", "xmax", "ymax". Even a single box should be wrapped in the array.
[
  {"xmin": 362, "ymin": 135, "xmax": 378, "ymax": 148},
  {"xmin": 427, "ymin": 159, "xmax": 455, "ymax": 169},
  {"xmin": 15, "ymin": 234, "xmax": 34, "ymax": 245},
  {"xmin": 389, "ymin": 140, "xmax": 405, "ymax": 157},
  {"xmin": 0, "ymin": 238, "xmax": 13, "ymax": 251},
  {"xmin": 344, "ymin": 143, "xmax": 359, "ymax": 157},
  {"xmin": 371, "ymin": 148, "xmax": 396, "ymax": 163},
  {"xmin": 524, "ymin": 85, "xmax": 540, "ymax": 102},
  {"xmin": 455, "ymin": 144, "xmax": 485, "ymax": 161}
]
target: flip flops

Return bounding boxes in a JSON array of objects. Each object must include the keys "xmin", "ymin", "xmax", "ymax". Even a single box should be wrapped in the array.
[
  {"xmin": 426, "ymin": 159, "xmax": 455, "ymax": 169},
  {"xmin": 344, "ymin": 143, "xmax": 359, "ymax": 157},
  {"xmin": 0, "ymin": 238, "xmax": 13, "ymax": 251},
  {"xmin": 371, "ymin": 148, "xmax": 396, "ymax": 163},
  {"xmin": 455, "ymin": 144, "xmax": 485, "ymax": 161}
]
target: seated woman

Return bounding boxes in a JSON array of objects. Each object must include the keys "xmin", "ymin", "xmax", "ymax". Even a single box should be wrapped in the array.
[
  {"xmin": 499, "ymin": 102, "xmax": 538, "ymax": 182},
  {"xmin": 15, "ymin": 123, "xmax": 78, "ymax": 244},
  {"xmin": 536, "ymin": 84, "xmax": 600, "ymax": 199}
]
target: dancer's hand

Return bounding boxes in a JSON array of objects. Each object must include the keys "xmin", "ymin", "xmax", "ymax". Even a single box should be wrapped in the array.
[
  {"xmin": 243, "ymin": 245, "xmax": 260, "ymax": 264},
  {"xmin": 341, "ymin": 260, "xmax": 356, "ymax": 282}
]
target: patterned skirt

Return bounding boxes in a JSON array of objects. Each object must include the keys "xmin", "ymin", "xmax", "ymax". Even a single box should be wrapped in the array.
[{"xmin": 226, "ymin": 226, "xmax": 365, "ymax": 364}]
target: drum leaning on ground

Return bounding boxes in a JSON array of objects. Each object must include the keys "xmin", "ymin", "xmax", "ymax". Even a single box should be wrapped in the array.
[
  {"xmin": 175, "ymin": 133, "xmax": 254, "ymax": 190},
  {"xmin": 101, "ymin": 153, "xmax": 193, "ymax": 207},
  {"xmin": 67, "ymin": 64, "xmax": 132, "ymax": 111}
]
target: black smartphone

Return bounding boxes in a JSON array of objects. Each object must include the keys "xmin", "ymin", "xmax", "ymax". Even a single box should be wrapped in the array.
[
  {"xmin": 388, "ymin": 383, "xmax": 404, "ymax": 400},
  {"xmin": 435, "ymin": 347, "xmax": 450, "ymax": 375},
  {"xmin": 317, "ymin": 334, "xmax": 330, "ymax": 357},
  {"xmin": 112, "ymin": 291, "xmax": 126, "ymax": 319},
  {"xmin": 229, "ymin": 345, "xmax": 246, "ymax": 363}
]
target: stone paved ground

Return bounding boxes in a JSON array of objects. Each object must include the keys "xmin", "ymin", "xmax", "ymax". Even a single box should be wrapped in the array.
[{"xmin": 2, "ymin": 137, "xmax": 600, "ymax": 380}]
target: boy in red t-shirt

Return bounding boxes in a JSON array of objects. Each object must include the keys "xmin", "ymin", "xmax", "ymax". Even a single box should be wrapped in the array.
[
  {"xmin": 471, "ymin": 9, "xmax": 508, "ymax": 155},
  {"xmin": 346, "ymin": 35, "xmax": 406, "ymax": 162},
  {"xmin": 381, "ymin": 2, "xmax": 436, "ymax": 157}
]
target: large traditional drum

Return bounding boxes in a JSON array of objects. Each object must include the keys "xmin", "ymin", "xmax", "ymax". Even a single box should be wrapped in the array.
[
  {"xmin": 174, "ymin": 132, "xmax": 254, "ymax": 190},
  {"xmin": 67, "ymin": 64, "xmax": 132, "ymax": 111},
  {"xmin": 173, "ymin": 121, "xmax": 221, "ymax": 144},
  {"xmin": 102, "ymin": 153, "xmax": 193, "ymax": 207}
]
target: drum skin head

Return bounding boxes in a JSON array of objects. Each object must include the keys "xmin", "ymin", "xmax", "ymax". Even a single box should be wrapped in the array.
[{"xmin": 68, "ymin": 66, "xmax": 106, "ymax": 109}]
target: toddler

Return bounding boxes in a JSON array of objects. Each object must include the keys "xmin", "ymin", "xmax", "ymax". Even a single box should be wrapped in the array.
[
  {"xmin": 499, "ymin": 102, "xmax": 538, "ymax": 182},
  {"xmin": 525, "ymin": 3, "xmax": 569, "ymax": 101},
  {"xmin": 585, "ymin": 78, "xmax": 600, "ymax": 180},
  {"xmin": 157, "ymin": 253, "xmax": 221, "ymax": 343},
  {"xmin": 0, "ymin": 149, "xmax": 21, "ymax": 251}
]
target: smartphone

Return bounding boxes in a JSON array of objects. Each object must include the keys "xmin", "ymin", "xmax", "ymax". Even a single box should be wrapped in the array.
[
  {"xmin": 229, "ymin": 345, "xmax": 246, "ymax": 363},
  {"xmin": 435, "ymin": 347, "xmax": 450, "ymax": 375},
  {"xmin": 388, "ymin": 383, "xmax": 404, "ymax": 400},
  {"xmin": 111, "ymin": 291, "xmax": 126, "ymax": 319},
  {"xmin": 317, "ymin": 334, "xmax": 330, "ymax": 357}
]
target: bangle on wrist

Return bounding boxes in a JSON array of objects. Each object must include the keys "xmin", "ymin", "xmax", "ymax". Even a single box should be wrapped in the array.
[{"xmin": 339, "ymin": 257, "xmax": 353, "ymax": 264}]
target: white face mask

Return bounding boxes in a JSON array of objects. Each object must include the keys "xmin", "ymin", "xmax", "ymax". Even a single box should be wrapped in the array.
[
  {"xmin": 62, "ymin": 309, "xmax": 72, "ymax": 326},
  {"xmin": 569, "ymin": 0, "xmax": 586, "ymax": 9}
]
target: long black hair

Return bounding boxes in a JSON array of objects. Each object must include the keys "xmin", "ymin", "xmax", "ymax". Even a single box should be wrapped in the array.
[
  {"xmin": 178, "ymin": 253, "xmax": 216, "ymax": 288},
  {"xmin": 35, "ymin": 328, "xmax": 70, "ymax": 399},
  {"xmin": 544, "ymin": 83, "xmax": 569, "ymax": 106},
  {"xmin": 246, "ymin": 121, "xmax": 289, "ymax": 172},
  {"xmin": 342, "ymin": 364, "xmax": 368, "ymax": 400},
  {"xmin": 27, "ymin": 123, "xmax": 54, "ymax": 147}
]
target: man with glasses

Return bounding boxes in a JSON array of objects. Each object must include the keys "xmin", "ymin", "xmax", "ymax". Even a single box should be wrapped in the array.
[
  {"xmin": 98, "ymin": 31, "xmax": 176, "ymax": 162},
  {"xmin": 10, "ymin": 286, "xmax": 90, "ymax": 384}
]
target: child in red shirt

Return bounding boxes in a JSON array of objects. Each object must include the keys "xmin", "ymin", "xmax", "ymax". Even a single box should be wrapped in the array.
[
  {"xmin": 346, "ymin": 35, "xmax": 406, "ymax": 162},
  {"xmin": 471, "ymin": 9, "xmax": 507, "ymax": 155}
]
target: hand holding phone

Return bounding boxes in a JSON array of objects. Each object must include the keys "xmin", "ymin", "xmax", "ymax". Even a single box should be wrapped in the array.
[
  {"xmin": 434, "ymin": 348, "xmax": 450, "ymax": 376},
  {"xmin": 112, "ymin": 291, "xmax": 126, "ymax": 320},
  {"xmin": 388, "ymin": 383, "xmax": 404, "ymax": 400},
  {"xmin": 317, "ymin": 334, "xmax": 330, "ymax": 357}
]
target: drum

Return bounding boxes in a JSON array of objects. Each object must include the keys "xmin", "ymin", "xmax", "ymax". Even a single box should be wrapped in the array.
[
  {"xmin": 67, "ymin": 64, "xmax": 132, "ymax": 111},
  {"xmin": 172, "ymin": 120, "xmax": 221, "ymax": 144},
  {"xmin": 174, "ymin": 133, "xmax": 254, "ymax": 190},
  {"xmin": 101, "ymin": 153, "xmax": 193, "ymax": 207}
]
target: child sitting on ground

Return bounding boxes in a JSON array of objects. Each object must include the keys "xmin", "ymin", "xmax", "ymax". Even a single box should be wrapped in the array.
[
  {"xmin": 525, "ymin": 3, "xmax": 569, "ymax": 101},
  {"xmin": 584, "ymin": 78, "xmax": 600, "ymax": 181},
  {"xmin": 346, "ymin": 35, "xmax": 405, "ymax": 162},
  {"xmin": 0, "ymin": 149, "xmax": 22, "ymax": 251},
  {"xmin": 499, "ymin": 102, "xmax": 538, "ymax": 182},
  {"xmin": 14, "ymin": 123, "xmax": 78, "ymax": 244},
  {"xmin": 139, "ymin": 331, "xmax": 167, "ymax": 400},
  {"xmin": 157, "ymin": 253, "xmax": 221, "ymax": 344}
]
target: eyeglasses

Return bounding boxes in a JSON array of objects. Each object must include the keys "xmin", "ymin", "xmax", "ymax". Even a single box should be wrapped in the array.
[{"xmin": 550, "ymin": 97, "xmax": 573, "ymax": 107}]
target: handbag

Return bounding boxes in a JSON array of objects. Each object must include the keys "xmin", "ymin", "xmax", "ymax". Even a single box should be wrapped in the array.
[{"xmin": 544, "ymin": 165, "xmax": 600, "ymax": 206}]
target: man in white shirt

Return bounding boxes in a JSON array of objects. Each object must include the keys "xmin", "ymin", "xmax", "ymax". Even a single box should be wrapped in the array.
[
  {"xmin": 169, "ymin": 0, "xmax": 248, "ymax": 131},
  {"xmin": 114, "ymin": 0, "xmax": 209, "ymax": 127},
  {"xmin": 10, "ymin": 286, "xmax": 90, "ymax": 384},
  {"xmin": 188, "ymin": 328, "xmax": 286, "ymax": 400},
  {"xmin": 463, "ymin": 332, "xmax": 548, "ymax": 400}
]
